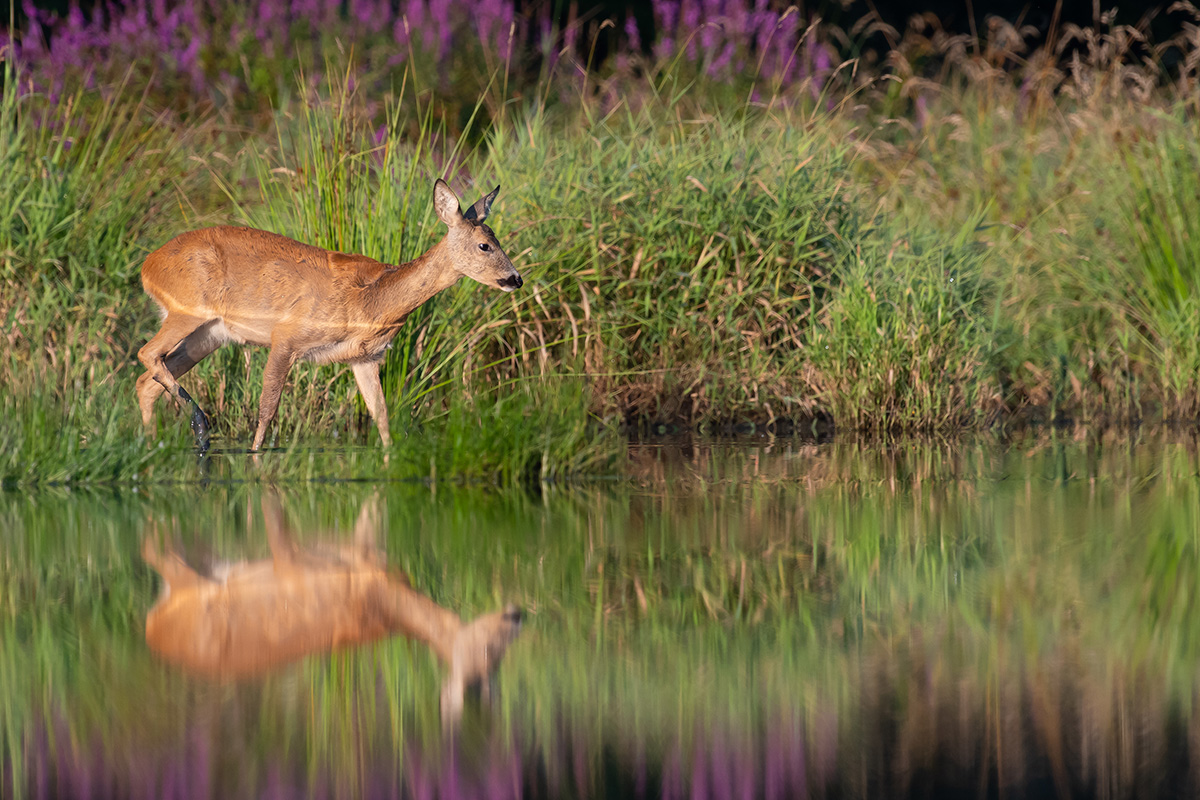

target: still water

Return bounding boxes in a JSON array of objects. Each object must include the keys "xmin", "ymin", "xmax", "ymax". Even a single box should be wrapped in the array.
[{"xmin": 4, "ymin": 431, "xmax": 1200, "ymax": 798}]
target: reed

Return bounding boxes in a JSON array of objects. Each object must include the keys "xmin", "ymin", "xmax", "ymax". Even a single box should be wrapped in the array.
[{"xmin": 7, "ymin": 5, "xmax": 1200, "ymax": 481}]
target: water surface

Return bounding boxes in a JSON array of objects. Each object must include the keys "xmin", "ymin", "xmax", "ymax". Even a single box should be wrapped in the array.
[{"xmin": 4, "ymin": 431, "xmax": 1200, "ymax": 798}]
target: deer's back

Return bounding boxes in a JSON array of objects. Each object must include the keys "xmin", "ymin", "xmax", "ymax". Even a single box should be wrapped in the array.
[
  {"xmin": 145, "ymin": 561, "xmax": 395, "ymax": 679},
  {"xmin": 140, "ymin": 227, "xmax": 385, "ymax": 332}
]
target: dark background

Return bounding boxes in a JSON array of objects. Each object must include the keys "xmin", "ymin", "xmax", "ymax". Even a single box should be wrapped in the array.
[{"xmin": 13, "ymin": 1, "xmax": 1187, "ymax": 64}]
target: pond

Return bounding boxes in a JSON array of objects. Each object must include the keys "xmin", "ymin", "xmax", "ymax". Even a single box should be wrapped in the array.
[{"xmin": 4, "ymin": 431, "xmax": 1200, "ymax": 798}]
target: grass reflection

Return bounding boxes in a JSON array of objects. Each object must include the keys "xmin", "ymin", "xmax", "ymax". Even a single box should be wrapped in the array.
[{"xmin": 4, "ymin": 432, "xmax": 1200, "ymax": 797}]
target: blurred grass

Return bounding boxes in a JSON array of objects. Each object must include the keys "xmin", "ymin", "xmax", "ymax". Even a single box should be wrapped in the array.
[{"xmin": 5, "ymin": 435, "xmax": 1200, "ymax": 795}]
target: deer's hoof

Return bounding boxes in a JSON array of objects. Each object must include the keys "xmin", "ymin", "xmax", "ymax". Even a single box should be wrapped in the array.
[{"xmin": 190, "ymin": 404, "xmax": 212, "ymax": 448}]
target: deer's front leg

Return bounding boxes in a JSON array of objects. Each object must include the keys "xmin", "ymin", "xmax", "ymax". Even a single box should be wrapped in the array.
[
  {"xmin": 441, "ymin": 672, "xmax": 466, "ymax": 728},
  {"xmin": 351, "ymin": 361, "xmax": 391, "ymax": 447},
  {"xmin": 252, "ymin": 345, "xmax": 298, "ymax": 451}
]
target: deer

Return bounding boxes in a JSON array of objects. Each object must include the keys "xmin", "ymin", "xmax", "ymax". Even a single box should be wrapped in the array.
[
  {"xmin": 136, "ymin": 179, "xmax": 522, "ymax": 450},
  {"xmin": 142, "ymin": 494, "xmax": 524, "ymax": 725}
]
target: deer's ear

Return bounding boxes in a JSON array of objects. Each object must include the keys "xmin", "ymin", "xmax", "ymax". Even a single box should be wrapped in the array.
[
  {"xmin": 433, "ymin": 179, "xmax": 463, "ymax": 227},
  {"xmin": 463, "ymin": 185, "xmax": 499, "ymax": 223}
]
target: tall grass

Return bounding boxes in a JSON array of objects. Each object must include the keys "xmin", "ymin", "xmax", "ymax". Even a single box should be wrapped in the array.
[
  {"xmin": 479, "ymin": 100, "xmax": 851, "ymax": 425},
  {"xmin": 843, "ymin": 7, "xmax": 1200, "ymax": 425},
  {"xmin": 0, "ymin": 56, "xmax": 619, "ymax": 483},
  {"xmin": 0, "ymin": 58, "xmax": 211, "ymax": 483},
  {"xmin": 240, "ymin": 66, "xmax": 521, "ymax": 434},
  {"xmin": 1107, "ymin": 120, "xmax": 1200, "ymax": 417},
  {"xmin": 807, "ymin": 209, "xmax": 1004, "ymax": 428},
  {"xmin": 0, "ymin": 61, "xmax": 185, "ymax": 382},
  {"xmin": 9, "ymin": 4, "xmax": 1200, "ymax": 480}
]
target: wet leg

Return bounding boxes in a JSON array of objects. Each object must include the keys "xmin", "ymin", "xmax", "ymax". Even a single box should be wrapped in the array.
[
  {"xmin": 138, "ymin": 313, "xmax": 215, "ymax": 445},
  {"xmin": 137, "ymin": 325, "xmax": 222, "ymax": 432}
]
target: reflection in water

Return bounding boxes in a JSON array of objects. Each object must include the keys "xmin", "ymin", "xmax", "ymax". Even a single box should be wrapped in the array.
[
  {"xmin": 7, "ymin": 432, "xmax": 1200, "ymax": 798},
  {"xmin": 142, "ymin": 494, "xmax": 522, "ymax": 724}
]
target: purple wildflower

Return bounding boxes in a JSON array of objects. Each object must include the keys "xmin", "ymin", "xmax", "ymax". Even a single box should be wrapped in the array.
[
  {"xmin": 709, "ymin": 42, "xmax": 734, "ymax": 77},
  {"xmin": 681, "ymin": 0, "xmax": 700, "ymax": 59},
  {"xmin": 625, "ymin": 15, "xmax": 641, "ymax": 51},
  {"xmin": 429, "ymin": 0, "xmax": 452, "ymax": 60}
]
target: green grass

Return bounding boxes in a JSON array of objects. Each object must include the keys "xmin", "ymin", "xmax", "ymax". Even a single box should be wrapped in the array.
[
  {"xmin": 7, "ymin": 16, "xmax": 1200, "ymax": 482},
  {"xmin": 1102, "ymin": 118, "xmax": 1200, "ymax": 417},
  {"xmin": 0, "ymin": 61, "xmax": 623, "ymax": 484},
  {"xmin": 806, "ymin": 208, "xmax": 1004, "ymax": 429},
  {"xmin": 9, "ymin": 9, "xmax": 1200, "ymax": 797},
  {"xmin": 0, "ymin": 373, "xmax": 616, "ymax": 486},
  {"xmin": 478, "ymin": 99, "xmax": 853, "ymax": 425}
]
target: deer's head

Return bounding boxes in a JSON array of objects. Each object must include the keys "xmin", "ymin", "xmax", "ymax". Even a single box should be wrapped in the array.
[
  {"xmin": 434, "ymin": 179, "xmax": 523, "ymax": 292},
  {"xmin": 440, "ymin": 603, "xmax": 524, "ymax": 724}
]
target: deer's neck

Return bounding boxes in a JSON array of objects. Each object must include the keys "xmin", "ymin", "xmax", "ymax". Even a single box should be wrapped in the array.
[
  {"xmin": 366, "ymin": 241, "xmax": 461, "ymax": 325},
  {"xmin": 376, "ymin": 579, "xmax": 464, "ymax": 664}
]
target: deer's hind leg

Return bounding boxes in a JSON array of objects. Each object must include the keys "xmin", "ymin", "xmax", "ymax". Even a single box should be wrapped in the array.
[
  {"xmin": 137, "ymin": 320, "xmax": 224, "ymax": 431},
  {"xmin": 142, "ymin": 532, "xmax": 211, "ymax": 593},
  {"xmin": 138, "ymin": 313, "xmax": 220, "ymax": 446}
]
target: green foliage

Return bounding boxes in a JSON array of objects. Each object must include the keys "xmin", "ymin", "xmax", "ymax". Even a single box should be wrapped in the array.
[
  {"xmin": 807, "ymin": 211, "xmax": 1003, "ymax": 429},
  {"xmin": 242, "ymin": 71, "xmax": 506, "ymax": 431},
  {"xmin": 0, "ymin": 62, "xmax": 188, "ymax": 402},
  {"xmin": 1111, "ymin": 121, "xmax": 1200, "ymax": 414},
  {"xmin": 8, "ymin": 17, "xmax": 1200, "ymax": 479},
  {"xmin": 480, "ymin": 101, "xmax": 851, "ymax": 423},
  {"xmin": 0, "ymin": 63, "xmax": 619, "ymax": 484}
]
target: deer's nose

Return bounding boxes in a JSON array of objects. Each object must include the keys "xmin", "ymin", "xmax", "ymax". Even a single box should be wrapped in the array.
[{"xmin": 498, "ymin": 273, "xmax": 523, "ymax": 290}]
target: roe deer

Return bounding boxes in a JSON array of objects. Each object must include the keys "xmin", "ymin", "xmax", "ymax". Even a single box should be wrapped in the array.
[
  {"xmin": 142, "ymin": 495, "xmax": 523, "ymax": 724},
  {"xmin": 136, "ymin": 179, "xmax": 522, "ymax": 450}
]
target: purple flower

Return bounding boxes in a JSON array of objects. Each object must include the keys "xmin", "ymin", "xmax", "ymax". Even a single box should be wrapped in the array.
[
  {"xmin": 681, "ymin": 0, "xmax": 700, "ymax": 59},
  {"xmin": 624, "ymin": 15, "xmax": 641, "ymax": 51},
  {"xmin": 429, "ymin": 0, "xmax": 452, "ymax": 59},
  {"xmin": 656, "ymin": 0, "xmax": 680, "ymax": 36},
  {"xmin": 564, "ymin": 19, "xmax": 578, "ymax": 56},
  {"xmin": 655, "ymin": 36, "xmax": 675, "ymax": 60},
  {"xmin": 293, "ymin": 0, "xmax": 321, "ymax": 22},
  {"xmin": 700, "ymin": 0, "xmax": 721, "ymax": 52},
  {"xmin": 709, "ymin": 42, "xmax": 734, "ymax": 77}
]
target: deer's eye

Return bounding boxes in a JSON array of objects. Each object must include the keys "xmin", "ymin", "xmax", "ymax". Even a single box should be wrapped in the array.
[{"xmin": 478, "ymin": 242, "xmax": 492, "ymax": 253}]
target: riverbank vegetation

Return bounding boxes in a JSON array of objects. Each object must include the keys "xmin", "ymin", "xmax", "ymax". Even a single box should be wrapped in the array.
[{"xmin": 3, "ymin": 2, "xmax": 1200, "ymax": 483}]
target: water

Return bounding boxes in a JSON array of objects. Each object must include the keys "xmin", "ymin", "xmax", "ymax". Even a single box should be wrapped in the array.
[{"xmin": 4, "ymin": 431, "xmax": 1200, "ymax": 798}]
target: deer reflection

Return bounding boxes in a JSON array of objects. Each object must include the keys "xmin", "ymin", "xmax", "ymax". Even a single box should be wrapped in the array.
[{"xmin": 142, "ymin": 495, "xmax": 522, "ymax": 724}]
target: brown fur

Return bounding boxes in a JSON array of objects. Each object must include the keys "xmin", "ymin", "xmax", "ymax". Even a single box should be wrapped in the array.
[
  {"xmin": 143, "ymin": 495, "xmax": 522, "ymax": 723},
  {"xmin": 136, "ymin": 180, "xmax": 520, "ymax": 449}
]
